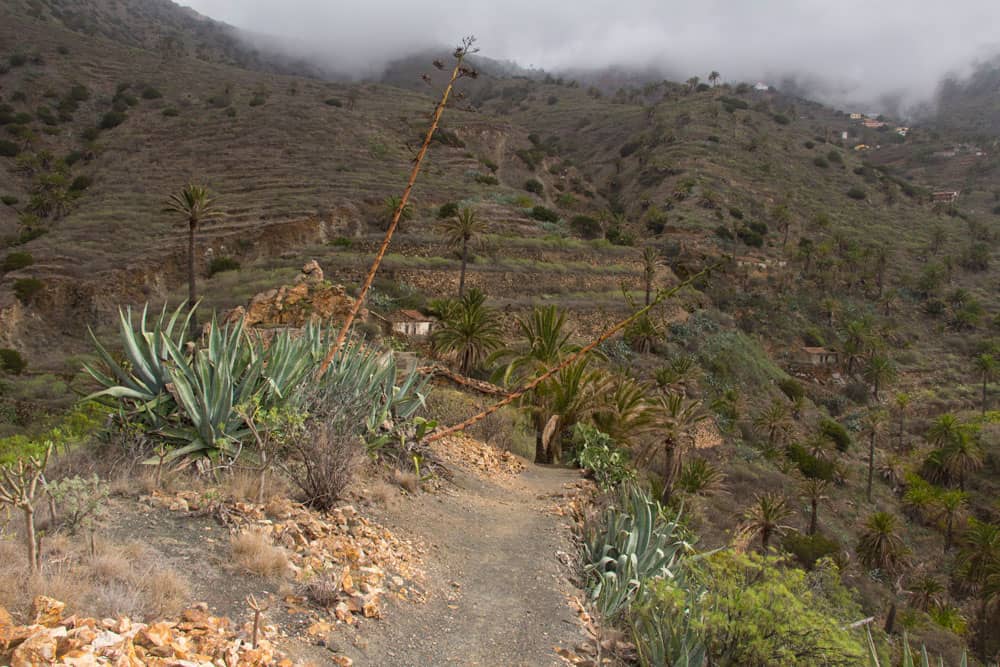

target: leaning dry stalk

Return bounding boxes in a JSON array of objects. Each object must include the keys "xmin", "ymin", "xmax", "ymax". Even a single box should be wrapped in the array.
[
  {"xmin": 0, "ymin": 445, "xmax": 52, "ymax": 574},
  {"xmin": 246, "ymin": 594, "xmax": 269, "ymax": 649},
  {"xmin": 425, "ymin": 268, "xmax": 712, "ymax": 443},
  {"xmin": 317, "ymin": 37, "xmax": 478, "ymax": 377}
]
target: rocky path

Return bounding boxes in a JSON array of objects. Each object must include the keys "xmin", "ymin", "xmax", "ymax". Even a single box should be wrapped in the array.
[{"xmin": 344, "ymin": 464, "xmax": 585, "ymax": 666}]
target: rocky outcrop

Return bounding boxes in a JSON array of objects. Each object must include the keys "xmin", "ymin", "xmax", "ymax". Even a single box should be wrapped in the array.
[{"xmin": 224, "ymin": 260, "xmax": 363, "ymax": 329}]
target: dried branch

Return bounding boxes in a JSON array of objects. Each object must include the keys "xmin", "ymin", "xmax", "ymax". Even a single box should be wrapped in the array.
[{"xmin": 317, "ymin": 36, "xmax": 478, "ymax": 377}]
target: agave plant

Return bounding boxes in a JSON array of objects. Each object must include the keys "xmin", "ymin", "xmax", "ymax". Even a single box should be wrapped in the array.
[
  {"xmin": 865, "ymin": 629, "xmax": 968, "ymax": 667},
  {"xmin": 83, "ymin": 303, "xmax": 193, "ymax": 427},
  {"xmin": 583, "ymin": 486, "xmax": 695, "ymax": 618},
  {"xmin": 156, "ymin": 316, "xmax": 261, "ymax": 461}
]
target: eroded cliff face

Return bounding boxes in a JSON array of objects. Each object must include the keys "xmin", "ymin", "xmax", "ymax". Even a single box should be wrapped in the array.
[{"xmin": 223, "ymin": 260, "xmax": 363, "ymax": 330}]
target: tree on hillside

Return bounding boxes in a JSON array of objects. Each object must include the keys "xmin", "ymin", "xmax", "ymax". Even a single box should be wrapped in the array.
[
  {"xmin": 936, "ymin": 489, "xmax": 967, "ymax": 552},
  {"xmin": 542, "ymin": 357, "xmax": 607, "ymax": 462},
  {"xmin": 863, "ymin": 353, "xmax": 897, "ymax": 402},
  {"xmin": 641, "ymin": 392, "xmax": 707, "ymax": 504},
  {"xmin": 857, "ymin": 511, "xmax": 908, "ymax": 576},
  {"xmin": 771, "ymin": 202, "xmax": 792, "ymax": 247},
  {"xmin": 708, "ymin": 71, "xmax": 721, "ymax": 87},
  {"xmin": 592, "ymin": 377, "xmax": 654, "ymax": 450},
  {"xmin": 492, "ymin": 306, "xmax": 578, "ymax": 463},
  {"xmin": 641, "ymin": 246, "xmax": 662, "ymax": 306},
  {"xmin": 741, "ymin": 492, "xmax": 795, "ymax": 551},
  {"xmin": 820, "ymin": 297, "xmax": 839, "ymax": 328},
  {"xmin": 973, "ymin": 353, "xmax": 997, "ymax": 415},
  {"xmin": 955, "ymin": 518, "xmax": 1000, "ymax": 647},
  {"xmin": 871, "ymin": 244, "xmax": 891, "ymax": 297},
  {"xmin": 892, "ymin": 392, "xmax": 912, "ymax": 451},
  {"xmin": 753, "ymin": 400, "xmax": 792, "ymax": 449},
  {"xmin": 382, "ymin": 195, "xmax": 413, "ymax": 231},
  {"xmin": 800, "ymin": 478, "xmax": 830, "ymax": 535},
  {"xmin": 686, "ymin": 76, "xmax": 700, "ymax": 93},
  {"xmin": 437, "ymin": 207, "xmax": 486, "ymax": 297},
  {"xmin": 940, "ymin": 432, "xmax": 984, "ymax": 493},
  {"xmin": 165, "ymin": 183, "xmax": 223, "ymax": 336},
  {"xmin": 431, "ymin": 288, "xmax": 502, "ymax": 375},
  {"xmin": 861, "ymin": 409, "xmax": 886, "ymax": 502},
  {"xmin": 841, "ymin": 319, "xmax": 873, "ymax": 376}
]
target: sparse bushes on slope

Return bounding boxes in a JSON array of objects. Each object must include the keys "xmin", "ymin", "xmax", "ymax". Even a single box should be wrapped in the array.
[
  {"xmin": 2, "ymin": 251, "xmax": 33, "ymax": 272},
  {"xmin": 0, "ymin": 348, "xmax": 26, "ymax": 374},
  {"xmin": 530, "ymin": 205, "xmax": 559, "ymax": 222},
  {"xmin": 98, "ymin": 111, "xmax": 126, "ymax": 130},
  {"xmin": 0, "ymin": 140, "xmax": 20, "ymax": 157},
  {"xmin": 208, "ymin": 256, "xmax": 240, "ymax": 276},
  {"xmin": 13, "ymin": 277, "xmax": 43, "ymax": 304}
]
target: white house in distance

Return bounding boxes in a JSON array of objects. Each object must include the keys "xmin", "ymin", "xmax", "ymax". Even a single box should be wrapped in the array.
[
  {"xmin": 383, "ymin": 310, "xmax": 436, "ymax": 339},
  {"xmin": 754, "ymin": 82, "xmax": 770, "ymax": 91}
]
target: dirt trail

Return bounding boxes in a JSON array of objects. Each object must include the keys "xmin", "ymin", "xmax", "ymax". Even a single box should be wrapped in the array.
[{"xmin": 345, "ymin": 464, "xmax": 586, "ymax": 667}]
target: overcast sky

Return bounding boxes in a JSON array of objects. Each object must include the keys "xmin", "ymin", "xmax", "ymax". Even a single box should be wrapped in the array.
[{"xmin": 181, "ymin": 0, "xmax": 1000, "ymax": 112}]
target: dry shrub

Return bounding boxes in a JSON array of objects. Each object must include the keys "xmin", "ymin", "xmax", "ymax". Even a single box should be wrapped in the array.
[
  {"xmin": 285, "ymin": 421, "xmax": 359, "ymax": 510},
  {"xmin": 300, "ymin": 573, "xmax": 340, "ymax": 608},
  {"xmin": 0, "ymin": 534, "xmax": 190, "ymax": 622},
  {"xmin": 220, "ymin": 469, "xmax": 289, "ymax": 504},
  {"xmin": 368, "ymin": 480, "xmax": 395, "ymax": 505},
  {"xmin": 230, "ymin": 531, "xmax": 290, "ymax": 579},
  {"xmin": 392, "ymin": 469, "xmax": 419, "ymax": 493}
]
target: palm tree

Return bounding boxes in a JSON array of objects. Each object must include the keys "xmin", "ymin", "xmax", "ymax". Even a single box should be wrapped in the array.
[
  {"xmin": 936, "ymin": 489, "xmax": 967, "ymax": 552},
  {"xmin": 857, "ymin": 511, "xmax": 908, "ymax": 576},
  {"xmin": 542, "ymin": 357, "xmax": 607, "ymax": 462},
  {"xmin": 973, "ymin": 353, "xmax": 997, "ymax": 415},
  {"xmin": 708, "ymin": 70, "xmax": 720, "ymax": 87},
  {"xmin": 771, "ymin": 203, "xmax": 792, "ymax": 247},
  {"xmin": 641, "ymin": 246, "xmax": 662, "ymax": 306},
  {"xmin": 592, "ymin": 377, "xmax": 654, "ymax": 450},
  {"xmin": 908, "ymin": 574, "xmax": 945, "ymax": 612},
  {"xmin": 431, "ymin": 289, "xmax": 503, "ymax": 375},
  {"xmin": 871, "ymin": 244, "xmax": 891, "ymax": 297},
  {"xmin": 641, "ymin": 392, "xmax": 708, "ymax": 504},
  {"xmin": 956, "ymin": 520, "xmax": 1000, "ymax": 638},
  {"xmin": 863, "ymin": 353, "xmax": 897, "ymax": 402},
  {"xmin": 861, "ymin": 409, "xmax": 886, "ymax": 502},
  {"xmin": 927, "ymin": 413, "xmax": 963, "ymax": 449},
  {"xmin": 753, "ymin": 400, "xmax": 791, "ymax": 449},
  {"xmin": 741, "ymin": 492, "xmax": 795, "ymax": 551},
  {"xmin": 382, "ymin": 195, "xmax": 413, "ymax": 231},
  {"xmin": 437, "ymin": 207, "xmax": 486, "ymax": 297},
  {"xmin": 892, "ymin": 392, "xmax": 912, "ymax": 450},
  {"xmin": 492, "ymin": 306, "xmax": 578, "ymax": 463},
  {"xmin": 940, "ymin": 433, "xmax": 984, "ymax": 492},
  {"xmin": 686, "ymin": 76, "xmax": 700, "ymax": 92},
  {"xmin": 820, "ymin": 297, "xmax": 840, "ymax": 328},
  {"xmin": 841, "ymin": 319, "xmax": 872, "ymax": 376},
  {"xmin": 800, "ymin": 478, "xmax": 830, "ymax": 535},
  {"xmin": 165, "ymin": 183, "xmax": 223, "ymax": 336}
]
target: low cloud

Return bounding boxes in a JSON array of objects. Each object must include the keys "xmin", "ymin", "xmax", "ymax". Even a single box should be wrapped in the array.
[{"xmin": 182, "ymin": 0, "xmax": 1000, "ymax": 113}]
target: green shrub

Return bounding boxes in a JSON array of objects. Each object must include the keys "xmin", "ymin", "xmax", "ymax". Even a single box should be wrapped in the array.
[
  {"xmin": 8, "ymin": 54, "xmax": 27, "ymax": 67},
  {"xmin": 208, "ymin": 256, "xmax": 240, "ymax": 276},
  {"xmin": 827, "ymin": 150, "xmax": 842, "ymax": 163},
  {"xmin": 524, "ymin": 178, "xmax": 544, "ymax": 195},
  {"xmin": 782, "ymin": 532, "xmax": 841, "ymax": 569},
  {"xmin": 69, "ymin": 175, "xmax": 93, "ymax": 192},
  {"xmin": 437, "ymin": 202, "xmax": 459, "ymax": 219},
  {"xmin": 330, "ymin": 236, "xmax": 353, "ymax": 248},
  {"xmin": 207, "ymin": 95, "xmax": 231, "ymax": 109},
  {"xmin": 605, "ymin": 224, "xmax": 634, "ymax": 246},
  {"xmin": 813, "ymin": 156, "xmax": 829, "ymax": 168},
  {"xmin": 719, "ymin": 96, "xmax": 749, "ymax": 111},
  {"xmin": 46, "ymin": 475, "xmax": 109, "ymax": 533},
  {"xmin": 846, "ymin": 187, "xmax": 867, "ymax": 200},
  {"xmin": 324, "ymin": 98, "xmax": 343, "ymax": 107},
  {"xmin": 65, "ymin": 151, "xmax": 84, "ymax": 166},
  {"xmin": 249, "ymin": 94, "xmax": 266, "ymax": 107},
  {"xmin": 785, "ymin": 443, "xmax": 836, "ymax": 480},
  {"xmin": 13, "ymin": 277, "xmax": 43, "ymax": 304},
  {"xmin": 480, "ymin": 158, "xmax": 498, "ymax": 172},
  {"xmin": 141, "ymin": 87, "xmax": 163, "ymax": 100},
  {"xmin": 0, "ymin": 140, "xmax": 20, "ymax": 157},
  {"xmin": 0, "ymin": 348, "xmax": 26, "ymax": 374},
  {"xmin": 819, "ymin": 418, "xmax": 851, "ymax": 452},
  {"xmin": 67, "ymin": 84, "xmax": 90, "ymax": 102},
  {"xmin": 98, "ymin": 111, "xmax": 126, "ymax": 129},
  {"xmin": 161, "ymin": 107, "xmax": 180, "ymax": 117},
  {"xmin": 715, "ymin": 225, "xmax": 734, "ymax": 240},
  {"xmin": 572, "ymin": 424, "xmax": 634, "ymax": 490},
  {"xmin": 1, "ymin": 195, "xmax": 18, "ymax": 206},
  {"xmin": 474, "ymin": 173, "xmax": 498, "ymax": 185},
  {"xmin": 225, "ymin": 108, "xmax": 237, "ymax": 118},
  {"xmin": 777, "ymin": 378, "xmax": 804, "ymax": 402},
  {"xmin": 804, "ymin": 140, "xmax": 815, "ymax": 149},
  {"xmin": 570, "ymin": 215, "xmax": 602, "ymax": 239},
  {"xmin": 530, "ymin": 205, "xmax": 559, "ymax": 223},
  {"xmin": 772, "ymin": 113, "xmax": 791, "ymax": 125},
  {"xmin": 81, "ymin": 127, "xmax": 100, "ymax": 142},
  {"xmin": 2, "ymin": 251, "xmax": 33, "ymax": 272}
]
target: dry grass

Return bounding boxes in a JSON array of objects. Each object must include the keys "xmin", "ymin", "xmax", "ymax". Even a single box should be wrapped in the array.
[
  {"xmin": 219, "ymin": 469, "xmax": 290, "ymax": 504},
  {"xmin": 0, "ymin": 534, "xmax": 190, "ymax": 622},
  {"xmin": 230, "ymin": 531, "xmax": 290, "ymax": 579},
  {"xmin": 392, "ymin": 469, "xmax": 419, "ymax": 494},
  {"xmin": 299, "ymin": 572, "xmax": 340, "ymax": 608},
  {"xmin": 367, "ymin": 479, "xmax": 395, "ymax": 505}
]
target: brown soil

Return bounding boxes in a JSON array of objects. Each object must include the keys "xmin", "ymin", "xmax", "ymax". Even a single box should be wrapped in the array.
[
  {"xmin": 344, "ymin": 464, "xmax": 586, "ymax": 667},
  {"xmin": 95, "ymin": 461, "xmax": 587, "ymax": 666}
]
